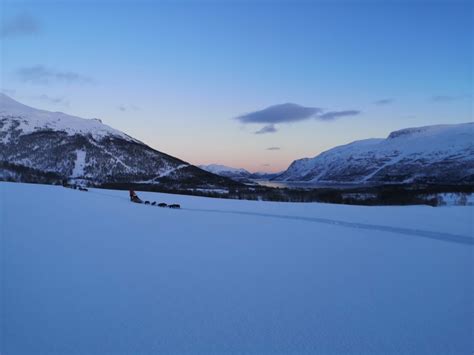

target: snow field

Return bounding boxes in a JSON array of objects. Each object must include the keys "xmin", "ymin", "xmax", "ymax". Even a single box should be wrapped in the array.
[{"xmin": 1, "ymin": 182, "xmax": 473, "ymax": 354}]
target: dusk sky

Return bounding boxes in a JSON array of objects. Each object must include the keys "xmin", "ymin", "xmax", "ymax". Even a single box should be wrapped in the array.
[{"xmin": 1, "ymin": 0, "xmax": 472, "ymax": 172}]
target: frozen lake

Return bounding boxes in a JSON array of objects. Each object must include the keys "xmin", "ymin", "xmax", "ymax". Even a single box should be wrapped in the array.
[{"xmin": 253, "ymin": 179, "xmax": 378, "ymax": 189}]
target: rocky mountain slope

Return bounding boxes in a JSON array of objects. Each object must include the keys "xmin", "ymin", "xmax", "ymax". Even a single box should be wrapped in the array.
[
  {"xmin": 0, "ymin": 94, "xmax": 236, "ymax": 188},
  {"xmin": 275, "ymin": 123, "xmax": 474, "ymax": 184}
]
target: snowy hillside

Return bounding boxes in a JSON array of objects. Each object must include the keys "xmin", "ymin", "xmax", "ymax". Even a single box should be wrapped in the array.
[
  {"xmin": 1, "ymin": 181, "xmax": 472, "ymax": 354},
  {"xmin": 275, "ymin": 123, "xmax": 474, "ymax": 184},
  {"xmin": 0, "ymin": 94, "xmax": 234, "ymax": 188}
]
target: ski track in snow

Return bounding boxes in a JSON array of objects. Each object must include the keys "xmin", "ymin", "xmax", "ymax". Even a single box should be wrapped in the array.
[
  {"xmin": 3, "ymin": 183, "xmax": 473, "ymax": 355},
  {"xmin": 183, "ymin": 208, "xmax": 474, "ymax": 246},
  {"xmin": 87, "ymin": 189, "xmax": 473, "ymax": 246}
]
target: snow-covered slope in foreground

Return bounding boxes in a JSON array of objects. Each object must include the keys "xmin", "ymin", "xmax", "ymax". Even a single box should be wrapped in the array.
[
  {"xmin": 2, "ymin": 182, "xmax": 473, "ymax": 355},
  {"xmin": 276, "ymin": 122, "xmax": 474, "ymax": 184}
]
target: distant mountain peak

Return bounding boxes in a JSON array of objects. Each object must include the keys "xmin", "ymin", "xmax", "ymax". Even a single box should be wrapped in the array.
[
  {"xmin": 199, "ymin": 164, "xmax": 251, "ymax": 175},
  {"xmin": 0, "ymin": 93, "xmax": 133, "ymax": 142},
  {"xmin": 199, "ymin": 164, "xmax": 282, "ymax": 182}
]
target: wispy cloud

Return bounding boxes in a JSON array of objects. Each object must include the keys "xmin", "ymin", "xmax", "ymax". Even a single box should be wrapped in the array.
[
  {"xmin": 1, "ymin": 88, "xmax": 16, "ymax": 96},
  {"xmin": 236, "ymin": 103, "xmax": 322, "ymax": 124},
  {"xmin": 266, "ymin": 147, "xmax": 281, "ymax": 150},
  {"xmin": 34, "ymin": 94, "xmax": 69, "ymax": 106},
  {"xmin": 255, "ymin": 124, "xmax": 277, "ymax": 134},
  {"xmin": 1, "ymin": 13, "xmax": 40, "ymax": 38},
  {"xmin": 17, "ymin": 65, "xmax": 93, "ymax": 85},
  {"xmin": 374, "ymin": 98, "xmax": 394, "ymax": 105},
  {"xmin": 118, "ymin": 104, "xmax": 140, "ymax": 112},
  {"xmin": 318, "ymin": 110, "xmax": 361, "ymax": 121},
  {"xmin": 431, "ymin": 95, "xmax": 470, "ymax": 102}
]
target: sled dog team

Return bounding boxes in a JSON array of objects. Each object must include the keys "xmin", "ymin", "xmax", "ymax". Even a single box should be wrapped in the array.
[{"xmin": 129, "ymin": 190, "xmax": 181, "ymax": 209}]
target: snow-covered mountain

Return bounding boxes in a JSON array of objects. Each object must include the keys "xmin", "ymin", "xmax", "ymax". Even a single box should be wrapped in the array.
[
  {"xmin": 0, "ymin": 94, "xmax": 235, "ymax": 188},
  {"xmin": 199, "ymin": 164, "xmax": 281, "ymax": 182},
  {"xmin": 199, "ymin": 164, "xmax": 252, "ymax": 179},
  {"xmin": 249, "ymin": 171, "xmax": 283, "ymax": 180},
  {"xmin": 275, "ymin": 123, "xmax": 474, "ymax": 184}
]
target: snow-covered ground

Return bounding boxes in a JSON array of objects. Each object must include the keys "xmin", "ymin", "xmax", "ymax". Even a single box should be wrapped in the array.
[{"xmin": 1, "ymin": 182, "xmax": 473, "ymax": 354}]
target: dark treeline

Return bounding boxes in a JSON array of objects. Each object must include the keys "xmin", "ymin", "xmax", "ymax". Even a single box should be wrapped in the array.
[
  {"xmin": 99, "ymin": 182, "xmax": 473, "ymax": 206},
  {"xmin": 0, "ymin": 161, "xmax": 64, "ymax": 185},
  {"xmin": 1, "ymin": 161, "xmax": 472, "ymax": 206}
]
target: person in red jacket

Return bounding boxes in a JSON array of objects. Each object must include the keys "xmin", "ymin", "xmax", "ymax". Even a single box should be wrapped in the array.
[{"xmin": 129, "ymin": 189, "xmax": 142, "ymax": 203}]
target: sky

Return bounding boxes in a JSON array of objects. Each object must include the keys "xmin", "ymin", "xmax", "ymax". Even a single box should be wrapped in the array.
[{"xmin": 1, "ymin": 0, "xmax": 472, "ymax": 172}]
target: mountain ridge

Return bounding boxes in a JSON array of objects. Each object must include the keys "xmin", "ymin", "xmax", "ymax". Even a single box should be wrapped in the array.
[
  {"xmin": 274, "ymin": 122, "xmax": 474, "ymax": 184},
  {"xmin": 0, "ymin": 94, "xmax": 238, "ymax": 189}
]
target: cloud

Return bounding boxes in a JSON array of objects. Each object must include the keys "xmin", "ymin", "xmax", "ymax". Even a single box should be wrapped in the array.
[
  {"xmin": 34, "ymin": 94, "xmax": 69, "ymax": 106},
  {"xmin": 374, "ymin": 98, "xmax": 394, "ymax": 105},
  {"xmin": 1, "ymin": 13, "xmax": 40, "ymax": 38},
  {"xmin": 255, "ymin": 124, "xmax": 277, "ymax": 134},
  {"xmin": 118, "ymin": 104, "xmax": 140, "ymax": 112},
  {"xmin": 431, "ymin": 95, "xmax": 470, "ymax": 102},
  {"xmin": 266, "ymin": 147, "xmax": 281, "ymax": 150},
  {"xmin": 17, "ymin": 65, "xmax": 93, "ymax": 85},
  {"xmin": 236, "ymin": 103, "xmax": 361, "ymax": 135},
  {"xmin": 318, "ymin": 110, "xmax": 361, "ymax": 121},
  {"xmin": 236, "ymin": 103, "xmax": 322, "ymax": 124},
  {"xmin": 1, "ymin": 88, "xmax": 16, "ymax": 96},
  {"xmin": 431, "ymin": 95, "xmax": 456, "ymax": 102}
]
